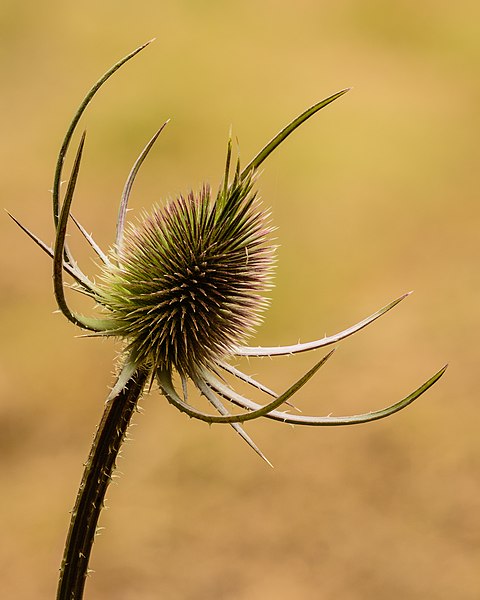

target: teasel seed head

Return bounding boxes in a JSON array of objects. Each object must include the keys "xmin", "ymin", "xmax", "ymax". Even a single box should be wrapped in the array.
[
  {"xmin": 9, "ymin": 41, "xmax": 446, "ymax": 468},
  {"xmin": 98, "ymin": 167, "xmax": 275, "ymax": 378}
]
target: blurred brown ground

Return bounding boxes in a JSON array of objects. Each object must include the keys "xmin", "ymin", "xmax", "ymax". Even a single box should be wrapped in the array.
[{"xmin": 1, "ymin": 1, "xmax": 479, "ymax": 598}]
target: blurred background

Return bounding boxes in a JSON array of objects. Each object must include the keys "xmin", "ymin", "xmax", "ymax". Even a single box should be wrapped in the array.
[{"xmin": 1, "ymin": 1, "xmax": 479, "ymax": 598}]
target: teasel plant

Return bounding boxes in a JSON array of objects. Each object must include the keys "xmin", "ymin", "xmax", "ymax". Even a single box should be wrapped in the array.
[{"xmin": 10, "ymin": 40, "xmax": 446, "ymax": 600}]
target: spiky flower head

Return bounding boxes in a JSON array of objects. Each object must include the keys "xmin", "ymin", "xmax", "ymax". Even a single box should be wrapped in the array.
[
  {"xmin": 98, "ymin": 166, "xmax": 274, "ymax": 378},
  {"xmin": 9, "ymin": 40, "xmax": 446, "ymax": 465},
  {"xmin": 9, "ymin": 43, "xmax": 448, "ymax": 600}
]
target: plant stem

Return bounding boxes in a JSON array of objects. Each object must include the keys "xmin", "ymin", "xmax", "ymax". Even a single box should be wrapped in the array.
[{"xmin": 56, "ymin": 366, "xmax": 150, "ymax": 600}]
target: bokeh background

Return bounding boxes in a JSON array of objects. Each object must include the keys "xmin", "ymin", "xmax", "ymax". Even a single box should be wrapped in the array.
[{"xmin": 1, "ymin": 1, "xmax": 479, "ymax": 598}]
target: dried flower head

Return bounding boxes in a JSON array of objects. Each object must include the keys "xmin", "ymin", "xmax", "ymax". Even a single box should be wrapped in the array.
[{"xmin": 11, "ymin": 41, "xmax": 446, "ymax": 465}]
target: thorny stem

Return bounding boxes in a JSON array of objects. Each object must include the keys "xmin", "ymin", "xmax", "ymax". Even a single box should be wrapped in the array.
[{"xmin": 56, "ymin": 366, "xmax": 150, "ymax": 600}]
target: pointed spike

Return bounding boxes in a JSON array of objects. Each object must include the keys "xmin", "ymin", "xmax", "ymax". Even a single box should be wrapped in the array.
[
  {"xmin": 181, "ymin": 376, "xmax": 189, "ymax": 402},
  {"xmin": 51, "ymin": 133, "xmax": 108, "ymax": 332},
  {"xmin": 216, "ymin": 360, "xmax": 277, "ymax": 398},
  {"xmin": 106, "ymin": 359, "xmax": 139, "ymax": 403},
  {"xmin": 206, "ymin": 363, "xmax": 447, "ymax": 427},
  {"xmin": 52, "ymin": 40, "xmax": 155, "ymax": 227},
  {"xmin": 53, "ymin": 132, "xmax": 96, "ymax": 330},
  {"xmin": 6, "ymin": 210, "xmax": 95, "ymax": 291},
  {"xmin": 221, "ymin": 127, "xmax": 233, "ymax": 202},
  {"xmin": 236, "ymin": 293, "xmax": 410, "ymax": 357},
  {"xmin": 215, "ymin": 360, "xmax": 301, "ymax": 412},
  {"xmin": 199, "ymin": 377, "xmax": 273, "ymax": 467},
  {"xmin": 240, "ymin": 88, "xmax": 350, "ymax": 179},
  {"xmin": 70, "ymin": 214, "xmax": 110, "ymax": 265},
  {"xmin": 268, "ymin": 363, "xmax": 449, "ymax": 426},
  {"xmin": 231, "ymin": 423, "xmax": 273, "ymax": 467},
  {"xmin": 116, "ymin": 121, "xmax": 169, "ymax": 251}
]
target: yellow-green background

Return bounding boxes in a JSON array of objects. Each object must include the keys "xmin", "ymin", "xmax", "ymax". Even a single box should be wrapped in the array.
[{"xmin": 1, "ymin": 1, "xmax": 479, "ymax": 598}]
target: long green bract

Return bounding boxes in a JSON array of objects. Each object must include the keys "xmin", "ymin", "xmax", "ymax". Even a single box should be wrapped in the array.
[
  {"xmin": 52, "ymin": 40, "xmax": 154, "ymax": 227},
  {"xmin": 240, "ymin": 88, "xmax": 350, "ymax": 179}
]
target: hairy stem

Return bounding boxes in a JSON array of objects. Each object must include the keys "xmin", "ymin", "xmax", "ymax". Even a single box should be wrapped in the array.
[{"xmin": 56, "ymin": 366, "xmax": 150, "ymax": 600}]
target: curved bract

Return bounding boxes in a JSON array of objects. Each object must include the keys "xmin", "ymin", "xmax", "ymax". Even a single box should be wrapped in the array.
[{"xmin": 10, "ymin": 41, "xmax": 446, "ymax": 465}]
